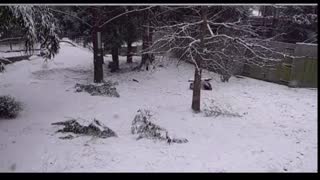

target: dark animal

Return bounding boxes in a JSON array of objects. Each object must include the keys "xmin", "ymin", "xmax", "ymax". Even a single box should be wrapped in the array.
[
  {"xmin": 108, "ymin": 62, "xmax": 119, "ymax": 72},
  {"xmin": 220, "ymin": 74, "xmax": 231, "ymax": 82},
  {"xmin": 189, "ymin": 78, "xmax": 212, "ymax": 90},
  {"xmin": 0, "ymin": 62, "xmax": 4, "ymax": 72}
]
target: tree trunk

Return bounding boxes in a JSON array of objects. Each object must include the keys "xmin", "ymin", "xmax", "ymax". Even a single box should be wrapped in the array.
[
  {"xmin": 140, "ymin": 11, "xmax": 152, "ymax": 70},
  {"xmin": 92, "ymin": 9, "xmax": 104, "ymax": 83},
  {"xmin": 148, "ymin": 23, "xmax": 155, "ymax": 63},
  {"xmin": 140, "ymin": 23, "xmax": 149, "ymax": 70},
  {"xmin": 126, "ymin": 7, "xmax": 133, "ymax": 64},
  {"xmin": 191, "ymin": 6, "xmax": 207, "ymax": 112},
  {"xmin": 111, "ymin": 45, "xmax": 119, "ymax": 72},
  {"xmin": 192, "ymin": 67, "xmax": 202, "ymax": 112},
  {"xmin": 127, "ymin": 41, "xmax": 133, "ymax": 63}
]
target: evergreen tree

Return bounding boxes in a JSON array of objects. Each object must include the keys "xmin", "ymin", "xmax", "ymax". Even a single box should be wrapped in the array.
[{"xmin": 0, "ymin": 6, "xmax": 60, "ymax": 59}]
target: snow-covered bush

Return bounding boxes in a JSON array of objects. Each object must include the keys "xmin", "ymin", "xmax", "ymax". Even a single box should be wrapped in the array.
[
  {"xmin": 131, "ymin": 109, "xmax": 188, "ymax": 144},
  {"xmin": 0, "ymin": 95, "xmax": 23, "ymax": 119},
  {"xmin": 203, "ymin": 99, "xmax": 242, "ymax": 118}
]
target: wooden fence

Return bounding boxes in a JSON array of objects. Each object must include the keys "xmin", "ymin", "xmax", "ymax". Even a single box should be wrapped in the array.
[{"xmin": 241, "ymin": 42, "xmax": 317, "ymax": 88}]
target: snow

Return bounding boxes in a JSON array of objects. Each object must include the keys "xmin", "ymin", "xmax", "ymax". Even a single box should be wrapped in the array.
[
  {"xmin": 0, "ymin": 42, "xmax": 317, "ymax": 172},
  {"xmin": 121, "ymin": 41, "xmax": 142, "ymax": 47},
  {"xmin": 251, "ymin": 10, "xmax": 261, "ymax": 17},
  {"xmin": 0, "ymin": 43, "xmax": 41, "ymax": 59},
  {"xmin": 296, "ymin": 42, "xmax": 318, "ymax": 46}
]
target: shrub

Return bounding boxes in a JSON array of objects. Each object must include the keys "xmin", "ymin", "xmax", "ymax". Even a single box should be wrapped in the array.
[
  {"xmin": 0, "ymin": 95, "xmax": 23, "ymax": 119},
  {"xmin": 203, "ymin": 99, "xmax": 242, "ymax": 118},
  {"xmin": 131, "ymin": 109, "xmax": 188, "ymax": 144}
]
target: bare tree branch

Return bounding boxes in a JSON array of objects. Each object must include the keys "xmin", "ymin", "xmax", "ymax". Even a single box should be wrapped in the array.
[
  {"xmin": 0, "ymin": 37, "xmax": 23, "ymax": 43},
  {"xmin": 99, "ymin": 6, "xmax": 156, "ymax": 28},
  {"xmin": 48, "ymin": 8, "xmax": 93, "ymax": 28}
]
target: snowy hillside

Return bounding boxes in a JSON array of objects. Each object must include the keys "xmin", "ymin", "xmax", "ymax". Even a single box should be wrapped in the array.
[{"xmin": 0, "ymin": 42, "xmax": 317, "ymax": 172}]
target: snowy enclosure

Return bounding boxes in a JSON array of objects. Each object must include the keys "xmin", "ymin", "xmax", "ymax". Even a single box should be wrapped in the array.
[
  {"xmin": 0, "ymin": 42, "xmax": 317, "ymax": 172},
  {"xmin": 0, "ymin": 5, "xmax": 317, "ymax": 172}
]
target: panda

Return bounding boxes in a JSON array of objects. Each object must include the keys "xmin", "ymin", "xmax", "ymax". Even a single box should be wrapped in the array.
[{"xmin": 189, "ymin": 79, "xmax": 212, "ymax": 90}]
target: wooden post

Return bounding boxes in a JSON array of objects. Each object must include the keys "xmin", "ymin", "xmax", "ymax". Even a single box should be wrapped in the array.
[
  {"xmin": 126, "ymin": 6, "xmax": 133, "ymax": 64},
  {"xmin": 127, "ymin": 41, "xmax": 133, "ymax": 63},
  {"xmin": 92, "ymin": 9, "xmax": 104, "ymax": 83}
]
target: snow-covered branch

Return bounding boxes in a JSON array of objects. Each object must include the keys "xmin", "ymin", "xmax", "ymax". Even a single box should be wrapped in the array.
[
  {"xmin": 146, "ymin": 6, "xmax": 301, "ymax": 75},
  {"xmin": 8, "ymin": 6, "xmax": 60, "ymax": 59},
  {"xmin": 99, "ymin": 6, "xmax": 155, "ymax": 28}
]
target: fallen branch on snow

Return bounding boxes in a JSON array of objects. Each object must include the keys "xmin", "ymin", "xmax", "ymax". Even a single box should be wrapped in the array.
[
  {"xmin": 74, "ymin": 80, "xmax": 120, "ymax": 97},
  {"xmin": 52, "ymin": 118, "xmax": 117, "ymax": 139},
  {"xmin": 59, "ymin": 40, "xmax": 77, "ymax": 47}
]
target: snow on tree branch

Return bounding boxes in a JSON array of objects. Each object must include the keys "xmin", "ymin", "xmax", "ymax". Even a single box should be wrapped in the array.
[
  {"xmin": 7, "ymin": 6, "xmax": 60, "ymax": 59},
  {"xmin": 147, "ymin": 6, "xmax": 298, "ymax": 74}
]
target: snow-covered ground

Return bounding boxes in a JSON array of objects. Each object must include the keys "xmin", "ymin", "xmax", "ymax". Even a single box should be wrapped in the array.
[{"xmin": 0, "ymin": 42, "xmax": 317, "ymax": 172}]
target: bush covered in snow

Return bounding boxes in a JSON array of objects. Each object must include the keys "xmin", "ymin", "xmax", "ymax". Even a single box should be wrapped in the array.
[
  {"xmin": 0, "ymin": 95, "xmax": 23, "ymax": 119},
  {"xmin": 131, "ymin": 109, "xmax": 188, "ymax": 144},
  {"xmin": 203, "ymin": 99, "xmax": 242, "ymax": 118}
]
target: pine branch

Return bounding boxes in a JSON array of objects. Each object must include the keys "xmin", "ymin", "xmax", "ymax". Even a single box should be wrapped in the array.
[
  {"xmin": 99, "ymin": 6, "xmax": 155, "ymax": 28},
  {"xmin": 48, "ymin": 8, "xmax": 93, "ymax": 28}
]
